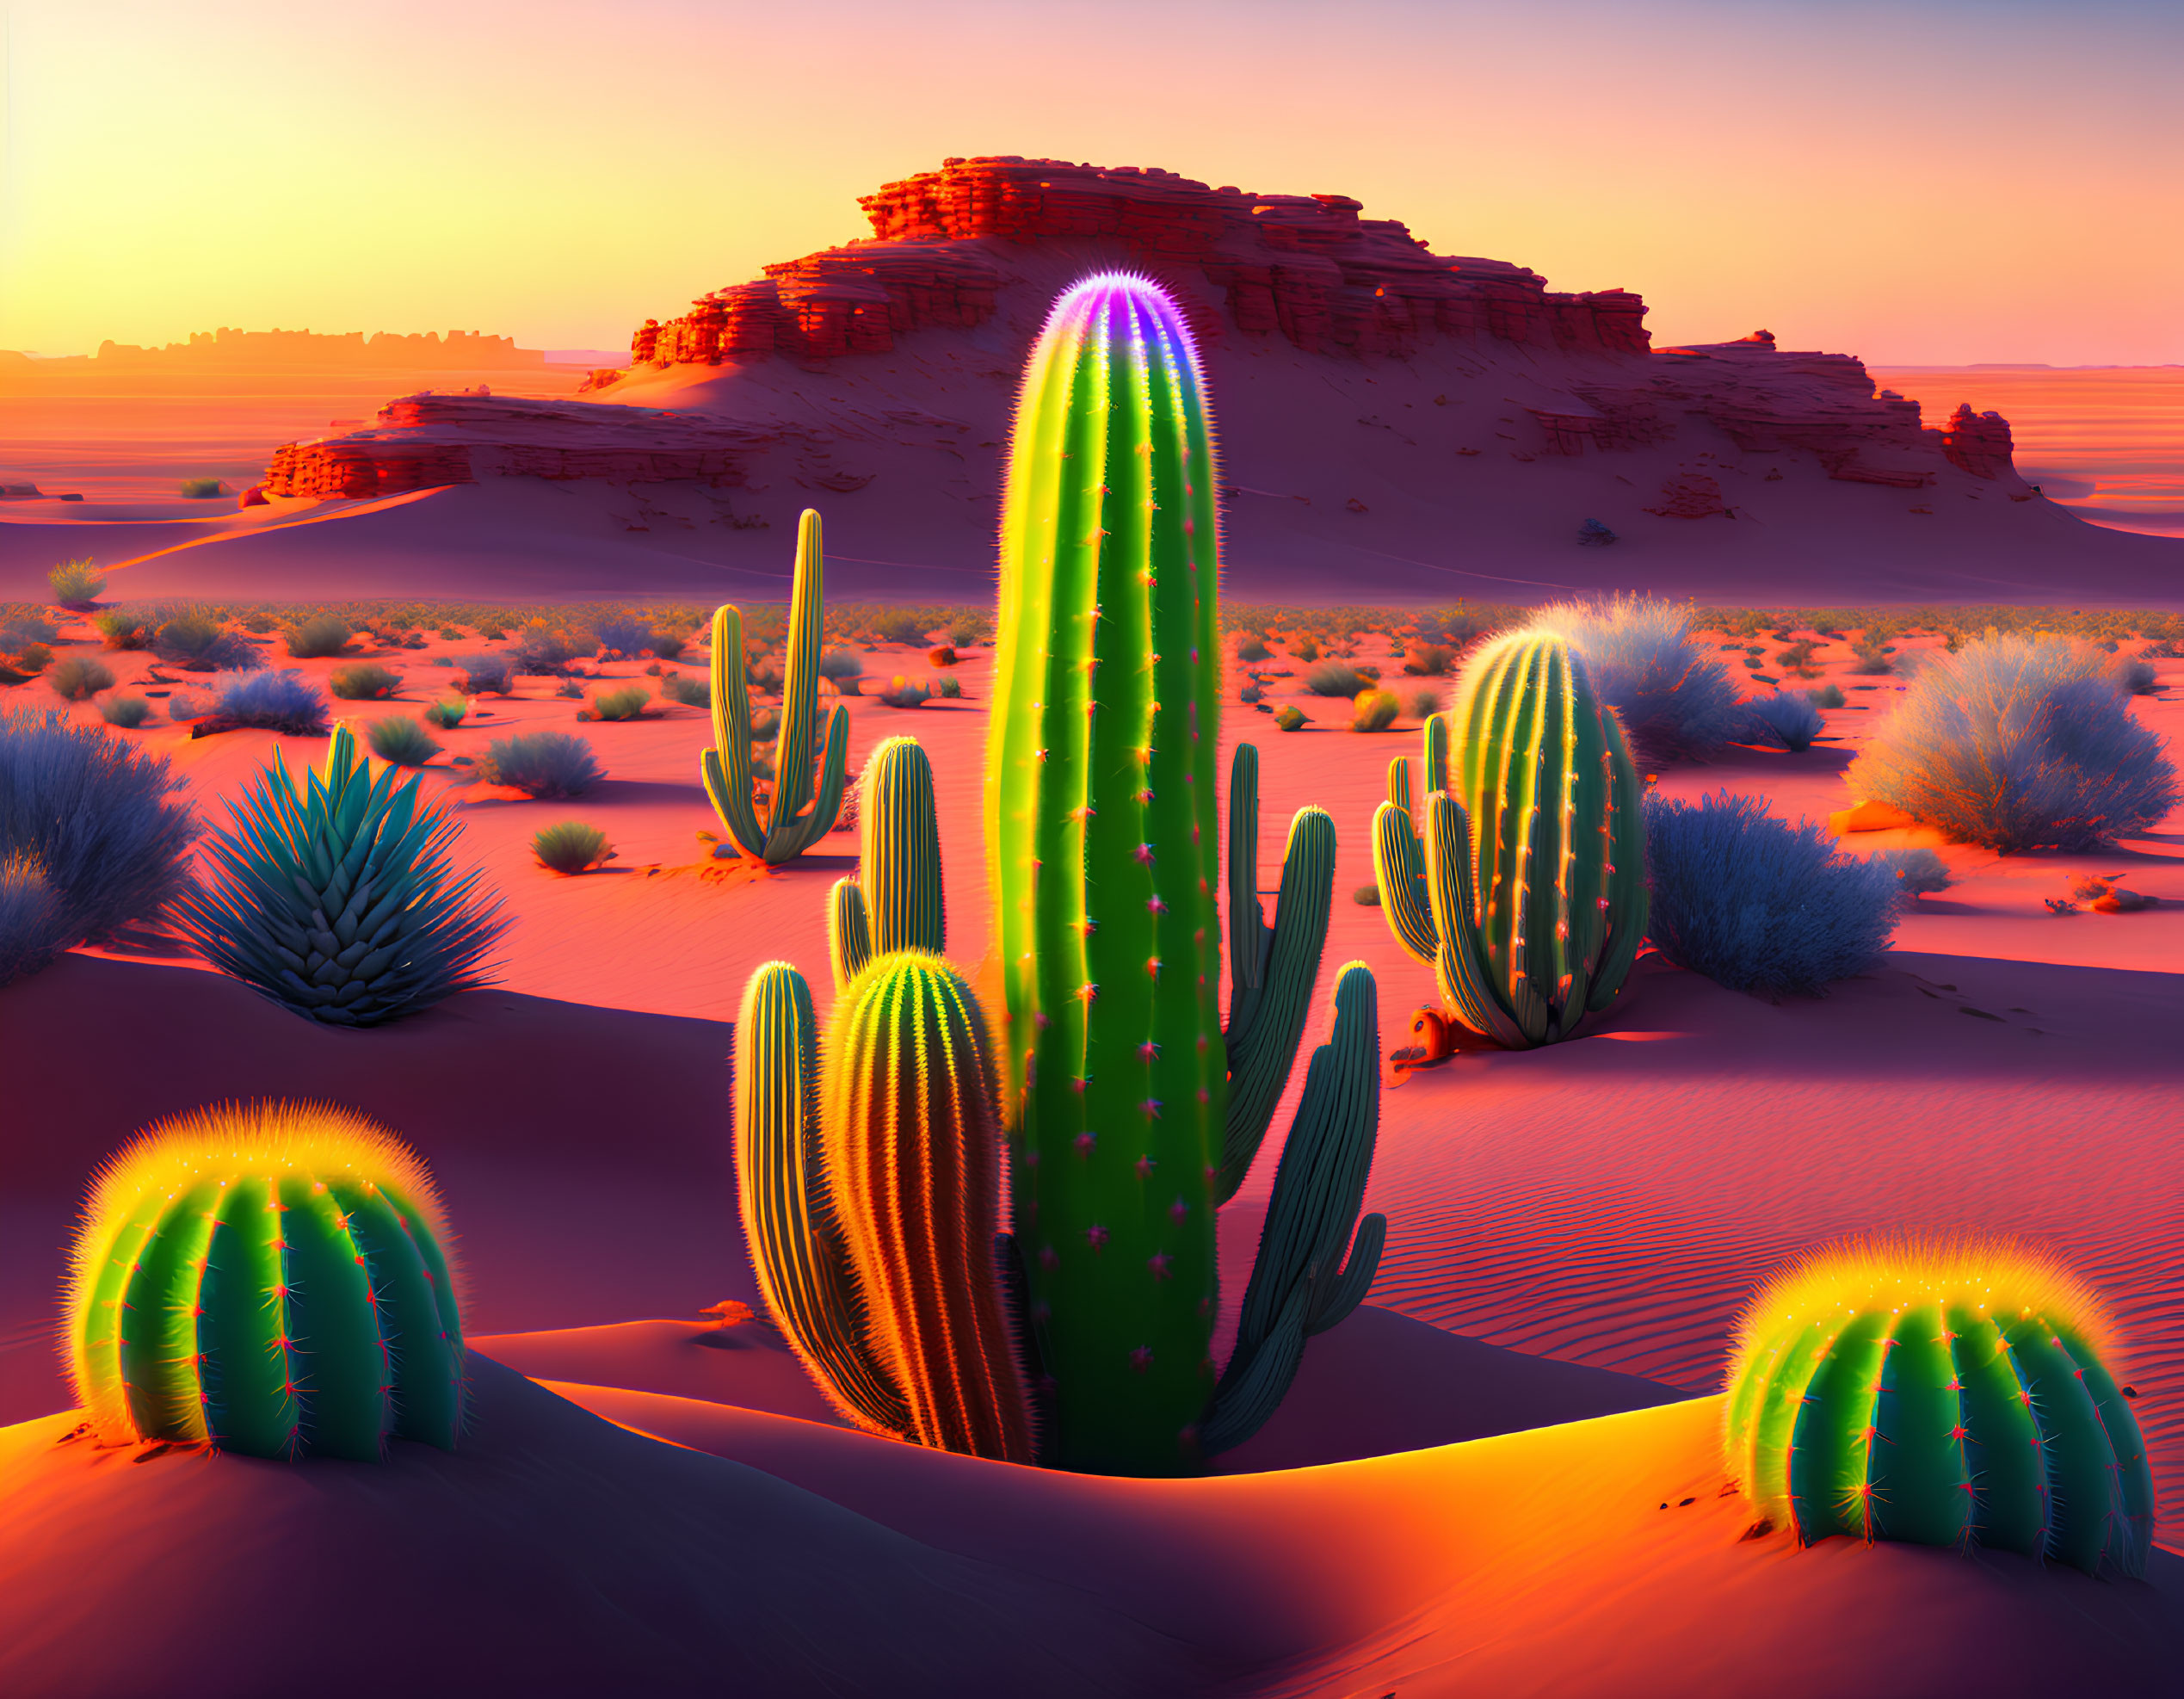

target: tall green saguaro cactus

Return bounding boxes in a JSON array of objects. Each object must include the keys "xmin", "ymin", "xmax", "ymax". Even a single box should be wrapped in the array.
[
  {"xmin": 1373, "ymin": 629, "xmax": 1647, "ymax": 1047},
  {"xmin": 988, "ymin": 272, "xmax": 1373, "ymax": 1474},
  {"xmin": 704, "ymin": 509, "xmax": 850, "ymax": 863}
]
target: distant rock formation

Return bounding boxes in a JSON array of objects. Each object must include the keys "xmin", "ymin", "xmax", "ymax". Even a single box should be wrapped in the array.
[
  {"xmin": 59, "ymin": 327, "xmax": 545, "ymax": 372},
  {"xmin": 631, "ymin": 157, "xmax": 1647, "ymax": 367}
]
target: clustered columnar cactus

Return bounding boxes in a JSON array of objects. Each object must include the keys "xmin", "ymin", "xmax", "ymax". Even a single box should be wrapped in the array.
[
  {"xmin": 1373, "ymin": 630, "xmax": 1646, "ymax": 1047},
  {"xmin": 829, "ymin": 737, "xmax": 943, "ymax": 991},
  {"xmin": 988, "ymin": 272, "xmax": 1382, "ymax": 1474},
  {"xmin": 1724, "ymin": 1238, "xmax": 2153, "ymax": 1578},
  {"xmin": 735, "ymin": 951, "xmax": 1034, "ymax": 1461},
  {"xmin": 704, "ymin": 508, "xmax": 850, "ymax": 863},
  {"xmin": 179, "ymin": 723, "xmax": 505, "ymax": 1025},
  {"xmin": 67, "ymin": 1101, "xmax": 465, "ymax": 1461}
]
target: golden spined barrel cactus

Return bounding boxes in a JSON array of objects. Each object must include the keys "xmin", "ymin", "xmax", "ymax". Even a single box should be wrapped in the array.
[{"xmin": 66, "ymin": 1101, "xmax": 464, "ymax": 1461}]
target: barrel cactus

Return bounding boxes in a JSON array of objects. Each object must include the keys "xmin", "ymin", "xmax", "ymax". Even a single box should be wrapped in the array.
[
  {"xmin": 1724, "ymin": 1237, "xmax": 2153, "ymax": 1578},
  {"xmin": 66, "ymin": 1101, "xmax": 465, "ymax": 1461},
  {"xmin": 179, "ymin": 721, "xmax": 505, "ymax": 1025},
  {"xmin": 987, "ymin": 271, "xmax": 1382, "ymax": 1473},
  {"xmin": 1373, "ymin": 629, "xmax": 1646, "ymax": 1047},
  {"xmin": 704, "ymin": 508, "xmax": 850, "ymax": 862}
]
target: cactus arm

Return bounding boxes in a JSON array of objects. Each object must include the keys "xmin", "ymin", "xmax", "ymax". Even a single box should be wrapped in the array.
[
  {"xmin": 768, "ymin": 510, "xmax": 827, "ymax": 840},
  {"xmin": 1423, "ymin": 794, "xmax": 1529, "ymax": 1047},
  {"xmin": 1226, "ymin": 742, "xmax": 1269, "ymax": 1029},
  {"xmin": 703, "ymin": 604, "xmax": 768, "ymax": 856},
  {"xmin": 827, "ymin": 877, "xmax": 873, "ymax": 992},
  {"xmin": 1307, "ymin": 1211, "xmax": 1385, "ymax": 1335},
  {"xmin": 732, "ymin": 961, "xmax": 912, "ymax": 1438},
  {"xmin": 1422, "ymin": 710, "xmax": 1451, "ymax": 796},
  {"xmin": 858, "ymin": 737, "xmax": 945, "ymax": 955},
  {"xmin": 1371, "ymin": 800, "xmax": 1438, "ymax": 962},
  {"xmin": 762, "ymin": 701, "xmax": 849, "ymax": 864},
  {"xmin": 1203, "ymin": 962, "xmax": 1382, "ymax": 1456},
  {"xmin": 1385, "ymin": 755, "xmax": 1411, "ymax": 818},
  {"xmin": 1217, "ymin": 805, "xmax": 1335, "ymax": 1205}
]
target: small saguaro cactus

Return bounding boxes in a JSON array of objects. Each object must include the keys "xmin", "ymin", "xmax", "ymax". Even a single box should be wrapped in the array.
[
  {"xmin": 66, "ymin": 1101, "xmax": 465, "ymax": 1461},
  {"xmin": 704, "ymin": 509, "xmax": 851, "ymax": 863},
  {"xmin": 1373, "ymin": 629, "xmax": 1646, "ymax": 1047},
  {"xmin": 735, "ymin": 955, "xmax": 1033, "ymax": 1461},
  {"xmin": 828, "ymin": 736, "xmax": 944, "ymax": 991},
  {"xmin": 988, "ymin": 271, "xmax": 1378, "ymax": 1474},
  {"xmin": 1724, "ymin": 1236, "xmax": 2153, "ymax": 1578}
]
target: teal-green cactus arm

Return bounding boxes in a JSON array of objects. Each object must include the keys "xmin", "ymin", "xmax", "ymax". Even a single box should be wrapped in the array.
[
  {"xmin": 702, "ymin": 747, "xmax": 768, "ymax": 860},
  {"xmin": 1385, "ymin": 756, "xmax": 1410, "ymax": 817},
  {"xmin": 1218, "ymin": 804, "xmax": 1335, "ymax": 1205},
  {"xmin": 766, "ymin": 702, "xmax": 850, "ymax": 864},
  {"xmin": 1371, "ymin": 800, "xmax": 1437, "ymax": 963},
  {"xmin": 1422, "ymin": 712, "xmax": 1451, "ymax": 795},
  {"xmin": 1203, "ymin": 962, "xmax": 1383, "ymax": 1456},
  {"xmin": 704, "ymin": 604, "xmax": 768, "ymax": 858},
  {"xmin": 1226, "ymin": 743, "xmax": 1268, "ymax": 1022},
  {"xmin": 827, "ymin": 877, "xmax": 872, "ymax": 992},
  {"xmin": 768, "ymin": 511, "xmax": 827, "ymax": 835}
]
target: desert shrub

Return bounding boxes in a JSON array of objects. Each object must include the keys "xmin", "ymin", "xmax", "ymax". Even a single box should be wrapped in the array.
[
  {"xmin": 1745, "ymin": 689, "xmax": 1824, "ymax": 752},
  {"xmin": 8, "ymin": 643, "xmax": 52, "ymax": 677},
  {"xmin": 476, "ymin": 731, "xmax": 602, "ymax": 798},
  {"xmin": 1401, "ymin": 643, "xmax": 1453, "ymax": 677},
  {"xmin": 817, "ymin": 648, "xmax": 864, "ymax": 688},
  {"xmin": 1534, "ymin": 593, "xmax": 1741, "ymax": 758},
  {"xmin": 1873, "ymin": 846, "xmax": 1951, "ymax": 900},
  {"xmin": 155, "ymin": 613, "xmax": 262, "ymax": 672},
  {"xmin": 2070, "ymin": 874, "xmax": 2158, "ymax": 912},
  {"xmin": 48, "ymin": 559, "xmax": 106, "ymax": 609},
  {"xmin": 1807, "ymin": 683, "xmax": 1847, "ymax": 709},
  {"xmin": 589, "ymin": 685, "xmax": 651, "ymax": 721},
  {"xmin": 867, "ymin": 608, "xmax": 931, "ymax": 646},
  {"xmin": 422, "ymin": 695, "xmax": 469, "ymax": 729},
  {"xmin": 1274, "ymin": 705, "xmax": 1305, "ymax": 732},
  {"xmin": 1774, "ymin": 639, "xmax": 1820, "ymax": 676},
  {"xmin": 875, "ymin": 676, "xmax": 931, "ymax": 708},
  {"xmin": 1351, "ymin": 689, "xmax": 1400, "ymax": 732},
  {"xmin": 928, "ymin": 645, "xmax": 959, "ymax": 668},
  {"xmin": 1236, "ymin": 633, "xmax": 1272, "ymax": 664},
  {"xmin": 0, "ymin": 710, "xmax": 200, "ymax": 944},
  {"xmin": 1238, "ymin": 683, "xmax": 1262, "ymax": 704},
  {"xmin": 556, "ymin": 678, "xmax": 584, "ymax": 699},
  {"xmin": 366, "ymin": 716, "xmax": 441, "ymax": 767},
  {"xmin": 659, "ymin": 672, "xmax": 709, "ymax": 707},
  {"xmin": 178, "ymin": 477, "xmax": 225, "ymax": 498},
  {"xmin": 1643, "ymin": 791, "xmax": 1900, "ymax": 996},
  {"xmin": 438, "ymin": 626, "xmax": 466, "ymax": 641},
  {"xmin": 213, "ymin": 670, "xmax": 329, "ymax": 735},
  {"xmin": 98, "ymin": 695, "xmax": 151, "ymax": 728},
  {"xmin": 1407, "ymin": 688, "xmax": 1442, "ymax": 720},
  {"xmin": 241, "ymin": 611, "xmax": 281, "ymax": 633},
  {"xmin": 453, "ymin": 652, "xmax": 515, "ymax": 695},
  {"xmin": 48, "ymin": 657, "xmax": 115, "ymax": 701},
  {"xmin": 651, "ymin": 627, "xmax": 690, "ymax": 663},
  {"xmin": 2113, "ymin": 656, "xmax": 2159, "ymax": 695},
  {"xmin": 509, "ymin": 621, "xmax": 583, "ymax": 675},
  {"xmin": 92, "ymin": 613, "xmax": 146, "ymax": 651},
  {"xmin": 945, "ymin": 611, "xmax": 991, "ymax": 648},
  {"xmin": 932, "ymin": 674, "xmax": 962, "ymax": 700},
  {"xmin": 533, "ymin": 820, "xmax": 614, "ymax": 874},
  {"xmin": 1305, "ymin": 662, "xmax": 1373, "ymax": 697},
  {"xmin": 3, "ymin": 615, "xmax": 59, "ymax": 647},
  {"xmin": 591, "ymin": 614, "xmax": 657, "ymax": 658},
  {"xmin": 1848, "ymin": 634, "xmax": 2177, "ymax": 852},
  {"xmin": 1351, "ymin": 884, "xmax": 1381, "ymax": 906},
  {"xmin": 1849, "ymin": 636, "xmax": 1897, "ymax": 675},
  {"xmin": 1289, "ymin": 633, "xmax": 1321, "ymax": 663},
  {"xmin": 166, "ymin": 692, "xmax": 209, "ymax": 722},
  {"xmin": 0, "ymin": 850, "xmax": 73, "ymax": 985},
  {"xmin": 329, "ymin": 663, "xmax": 401, "ymax": 701},
  {"xmin": 284, "ymin": 614, "xmax": 354, "ymax": 658},
  {"xmin": 750, "ymin": 706, "xmax": 782, "ymax": 740}
]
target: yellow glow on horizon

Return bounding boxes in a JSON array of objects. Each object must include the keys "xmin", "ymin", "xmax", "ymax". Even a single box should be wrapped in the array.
[{"xmin": 4, "ymin": 0, "xmax": 2181, "ymax": 363}]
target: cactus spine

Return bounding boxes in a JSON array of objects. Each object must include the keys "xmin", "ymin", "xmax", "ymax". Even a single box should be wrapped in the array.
[
  {"xmin": 67, "ymin": 1101, "xmax": 464, "ymax": 1461},
  {"xmin": 989, "ymin": 273, "xmax": 1374, "ymax": 1474},
  {"xmin": 1373, "ymin": 630, "xmax": 1646, "ymax": 1046},
  {"xmin": 828, "ymin": 737, "xmax": 944, "ymax": 991},
  {"xmin": 818, "ymin": 954, "xmax": 1034, "ymax": 1461},
  {"xmin": 1724, "ymin": 1239, "xmax": 2152, "ymax": 1578},
  {"xmin": 704, "ymin": 508, "xmax": 850, "ymax": 863}
]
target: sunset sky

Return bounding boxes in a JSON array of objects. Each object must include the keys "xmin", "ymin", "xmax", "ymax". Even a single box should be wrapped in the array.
[{"xmin": 3, "ymin": 0, "xmax": 2180, "ymax": 364}]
